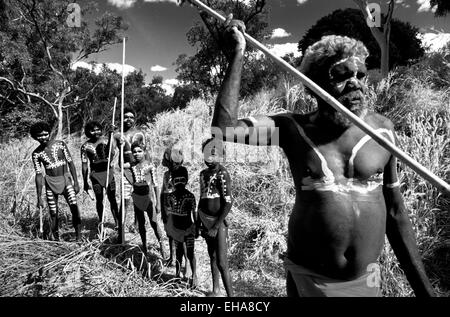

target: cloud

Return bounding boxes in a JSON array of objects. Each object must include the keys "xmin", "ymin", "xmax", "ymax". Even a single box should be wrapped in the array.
[
  {"xmin": 164, "ymin": 78, "xmax": 179, "ymax": 85},
  {"xmin": 297, "ymin": 0, "xmax": 308, "ymax": 5},
  {"xmin": 418, "ymin": 32, "xmax": 450, "ymax": 52},
  {"xmin": 150, "ymin": 65, "xmax": 168, "ymax": 72},
  {"xmin": 107, "ymin": 0, "xmax": 137, "ymax": 9},
  {"xmin": 161, "ymin": 78, "xmax": 179, "ymax": 96},
  {"xmin": 143, "ymin": 0, "xmax": 178, "ymax": 4},
  {"xmin": 395, "ymin": 0, "xmax": 410, "ymax": 8},
  {"xmin": 268, "ymin": 43, "xmax": 302, "ymax": 58},
  {"xmin": 417, "ymin": 0, "xmax": 437, "ymax": 13},
  {"xmin": 71, "ymin": 61, "xmax": 137, "ymax": 76},
  {"xmin": 271, "ymin": 28, "xmax": 291, "ymax": 39}
]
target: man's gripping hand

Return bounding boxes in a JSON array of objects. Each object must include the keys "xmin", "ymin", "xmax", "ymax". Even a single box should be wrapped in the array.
[{"xmin": 222, "ymin": 14, "xmax": 246, "ymax": 55}]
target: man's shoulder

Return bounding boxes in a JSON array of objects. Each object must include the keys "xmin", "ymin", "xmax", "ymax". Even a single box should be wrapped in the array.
[{"xmin": 365, "ymin": 112, "xmax": 394, "ymax": 130}]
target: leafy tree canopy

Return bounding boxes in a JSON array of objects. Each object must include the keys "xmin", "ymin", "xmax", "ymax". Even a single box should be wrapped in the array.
[
  {"xmin": 430, "ymin": 0, "xmax": 450, "ymax": 17},
  {"xmin": 174, "ymin": 0, "xmax": 273, "ymax": 97},
  {"xmin": 298, "ymin": 8, "xmax": 424, "ymax": 71}
]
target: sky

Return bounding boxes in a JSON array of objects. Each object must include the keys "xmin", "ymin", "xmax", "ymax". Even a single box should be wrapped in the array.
[{"xmin": 74, "ymin": 0, "xmax": 450, "ymax": 93}]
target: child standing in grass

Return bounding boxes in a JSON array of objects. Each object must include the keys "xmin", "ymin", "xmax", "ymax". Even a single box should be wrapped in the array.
[
  {"xmin": 198, "ymin": 138, "xmax": 233, "ymax": 297},
  {"xmin": 130, "ymin": 141, "xmax": 166, "ymax": 258},
  {"xmin": 161, "ymin": 144, "xmax": 188, "ymax": 266},
  {"xmin": 165, "ymin": 166, "xmax": 198, "ymax": 288}
]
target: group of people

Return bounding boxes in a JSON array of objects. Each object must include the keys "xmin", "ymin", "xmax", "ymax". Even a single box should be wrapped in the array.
[
  {"xmin": 30, "ymin": 108, "xmax": 233, "ymax": 296},
  {"xmin": 29, "ymin": 15, "xmax": 435, "ymax": 297}
]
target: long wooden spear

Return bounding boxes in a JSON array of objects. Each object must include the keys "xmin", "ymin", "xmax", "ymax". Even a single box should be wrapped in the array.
[
  {"xmin": 100, "ymin": 97, "xmax": 117, "ymax": 242},
  {"xmin": 120, "ymin": 37, "xmax": 126, "ymax": 244},
  {"xmin": 180, "ymin": 0, "xmax": 450, "ymax": 197}
]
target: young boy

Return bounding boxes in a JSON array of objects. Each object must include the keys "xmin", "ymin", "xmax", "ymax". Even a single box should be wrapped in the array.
[
  {"xmin": 30, "ymin": 121, "xmax": 82, "ymax": 241},
  {"xmin": 160, "ymin": 144, "xmax": 187, "ymax": 266},
  {"xmin": 130, "ymin": 141, "xmax": 166, "ymax": 258},
  {"xmin": 165, "ymin": 166, "xmax": 198, "ymax": 288},
  {"xmin": 81, "ymin": 121, "xmax": 120, "ymax": 229},
  {"xmin": 198, "ymin": 138, "xmax": 233, "ymax": 297}
]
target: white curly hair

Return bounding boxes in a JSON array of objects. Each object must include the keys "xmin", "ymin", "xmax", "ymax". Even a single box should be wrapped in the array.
[{"xmin": 299, "ymin": 35, "xmax": 369, "ymax": 82}]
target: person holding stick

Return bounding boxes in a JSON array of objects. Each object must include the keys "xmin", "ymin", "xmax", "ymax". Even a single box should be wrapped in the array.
[
  {"xmin": 31, "ymin": 121, "xmax": 82, "ymax": 241},
  {"xmin": 81, "ymin": 120, "xmax": 120, "ymax": 230},
  {"xmin": 114, "ymin": 107, "xmax": 147, "ymax": 240},
  {"xmin": 208, "ymin": 16, "xmax": 435, "ymax": 297}
]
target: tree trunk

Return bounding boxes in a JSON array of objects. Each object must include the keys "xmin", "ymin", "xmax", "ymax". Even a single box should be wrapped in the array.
[
  {"xmin": 353, "ymin": 0, "xmax": 395, "ymax": 79},
  {"xmin": 380, "ymin": 37, "xmax": 389, "ymax": 78},
  {"xmin": 56, "ymin": 87, "xmax": 69, "ymax": 140}
]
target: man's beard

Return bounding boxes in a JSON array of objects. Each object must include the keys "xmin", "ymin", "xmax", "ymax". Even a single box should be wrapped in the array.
[{"xmin": 328, "ymin": 90, "xmax": 367, "ymax": 128}]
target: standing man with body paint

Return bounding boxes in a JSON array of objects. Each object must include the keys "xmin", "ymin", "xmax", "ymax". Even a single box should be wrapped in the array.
[
  {"xmin": 208, "ymin": 16, "xmax": 435, "ymax": 296},
  {"xmin": 81, "ymin": 121, "xmax": 120, "ymax": 230},
  {"xmin": 31, "ymin": 121, "xmax": 82, "ymax": 241}
]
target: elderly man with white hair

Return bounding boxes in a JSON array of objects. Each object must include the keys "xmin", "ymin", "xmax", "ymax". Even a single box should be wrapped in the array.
[{"xmin": 208, "ymin": 16, "xmax": 435, "ymax": 297}]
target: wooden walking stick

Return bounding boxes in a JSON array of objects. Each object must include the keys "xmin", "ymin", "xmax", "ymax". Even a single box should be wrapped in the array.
[
  {"xmin": 120, "ymin": 37, "xmax": 126, "ymax": 244},
  {"xmin": 180, "ymin": 0, "xmax": 450, "ymax": 197},
  {"xmin": 39, "ymin": 205, "xmax": 43, "ymax": 237},
  {"xmin": 100, "ymin": 97, "xmax": 118, "ymax": 242}
]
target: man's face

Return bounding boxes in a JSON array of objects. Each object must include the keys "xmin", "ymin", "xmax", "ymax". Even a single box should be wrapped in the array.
[
  {"xmin": 35, "ymin": 131, "xmax": 50, "ymax": 145},
  {"xmin": 90, "ymin": 126, "xmax": 102, "ymax": 140},
  {"xmin": 326, "ymin": 56, "xmax": 368, "ymax": 125},
  {"xmin": 132, "ymin": 146, "xmax": 145, "ymax": 162},
  {"xmin": 124, "ymin": 112, "xmax": 135, "ymax": 129}
]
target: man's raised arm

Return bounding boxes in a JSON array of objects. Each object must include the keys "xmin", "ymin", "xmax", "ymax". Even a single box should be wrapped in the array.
[{"xmin": 211, "ymin": 17, "xmax": 281, "ymax": 146}]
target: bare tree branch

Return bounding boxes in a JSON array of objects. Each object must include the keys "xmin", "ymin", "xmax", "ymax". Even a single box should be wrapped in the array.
[{"xmin": 0, "ymin": 76, "xmax": 58, "ymax": 116}]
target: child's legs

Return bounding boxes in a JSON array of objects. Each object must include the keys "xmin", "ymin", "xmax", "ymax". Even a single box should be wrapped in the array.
[
  {"xmin": 134, "ymin": 206, "xmax": 147, "ymax": 253},
  {"xmin": 62, "ymin": 184, "xmax": 81, "ymax": 228},
  {"xmin": 206, "ymin": 236, "xmax": 220, "ymax": 293},
  {"xmin": 92, "ymin": 182, "xmax": 104, "ymax": 221},
  {"xmin": 147, "ymin": 205, "xmax": 166, "ymax": 258},
  {"xmin": 106, "ymin": 181, "xmax": 119, "ymax": 224},
  {"xmin": 174, "ymin": 239, "xmax": 184, "ymax": 278},
  {"xmin": 216, "ymin": 224, "xmax": 233, "ymax": 296},
  {"xmin": 46, "ymin": 188, "xmax": 59, "ymax": 237},
  {"xmin": 147, "ymin": 205, "xmax": 162, "ymax": 242},
  {"xmin": 185, "ymin": 235, "xmax": 197, "ymax": 286}
]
